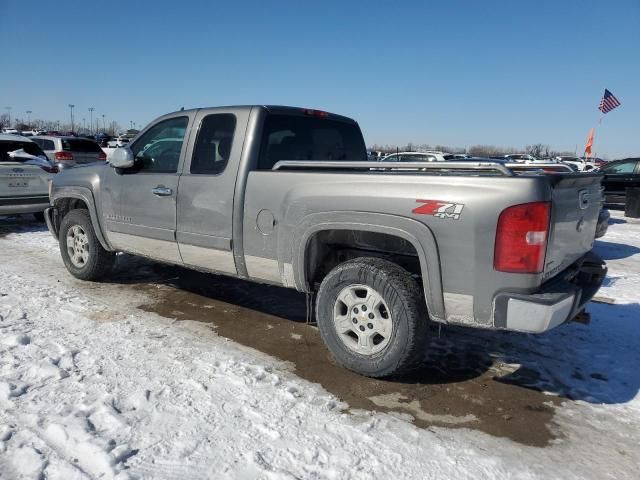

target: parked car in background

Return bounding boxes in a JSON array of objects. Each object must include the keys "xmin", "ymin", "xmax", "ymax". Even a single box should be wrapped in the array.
[
  {"xmin": 584, "ymin": 157, "xmax": 607, "ymax": 168},
  {"xmin": 22, "ymin": 130, "xmax": 46, "ymax": 137},
  {"xmin": 598, "ymin": 157, "xmax": 640, "ymax": 206},
  {"xmin": 503, "ymin": 153, "xmax": 538, "ymax": 162},
  {"xmin": 1, "ymin": 128, "xmax": 20, "ymax": 135},
  {"xmin": 96, "ymin": 133, "xmax": 112, "ymax": 147},
  {"xmin": 556, "ymin": 156, "xmax": 598, "ymax": 172},
  {"xmin": 0, "ymin": 134, "xmax": 57, "ymax": 220},
  {"xmin": 31, "ymin": 135, "xmax": 107, "ymax": 171},
  {"xmin": 107, "ymin": 135, "xmax": 134, "ymax": 148},
  {"xmin": 380, "ymin": 151, "xmax": 447, "ymax": 162}
]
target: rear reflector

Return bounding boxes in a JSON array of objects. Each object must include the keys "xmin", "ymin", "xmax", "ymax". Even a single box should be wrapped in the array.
[
  {"xmin": 98, "ymin": 152, "xmax": 107, "ymax": 161},
  {"xmin": 55, "ymin": 151, "xmax": 73, "ymax": 161},
  {"xmin": 494, "ymin": 201, "xmax": 551, "ymax": 273}
]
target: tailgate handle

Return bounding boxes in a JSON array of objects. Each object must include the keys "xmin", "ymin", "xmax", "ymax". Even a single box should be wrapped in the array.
[
  {"xmin": 152, "ymin": 185, "xmax": 173, "ymax": 197},
  {"xmin": 578, "ymin": 190, "xmax": 590, "ymax": 210}
]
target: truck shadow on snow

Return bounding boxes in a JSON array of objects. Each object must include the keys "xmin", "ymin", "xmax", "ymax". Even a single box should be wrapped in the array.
[
  {"xmin": 110, "ymin": 254, "xmax": 640, "ymax": 447},
  {"xmin": 594, "ymin": 239, "xmax": 640, "ymax": 260}
]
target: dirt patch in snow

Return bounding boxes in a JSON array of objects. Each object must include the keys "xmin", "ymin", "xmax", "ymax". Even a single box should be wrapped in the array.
[{"xmin": 134, "ymin": 263, "xmax": 560, "ymax": 447}]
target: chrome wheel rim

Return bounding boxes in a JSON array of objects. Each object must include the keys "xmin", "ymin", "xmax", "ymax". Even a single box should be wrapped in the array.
[
  {"xmin": 66, "ymin": 225, "xmax": 90, "ymax": 268},
  {"xmin": 333, "ymin": 284, "xmax": 393, "ymax": 356}
]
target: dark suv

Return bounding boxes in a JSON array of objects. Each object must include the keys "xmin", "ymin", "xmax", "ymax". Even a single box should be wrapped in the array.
[{"xmin": 599, "ymin": 158, "xmax": 640, "ymax": 206}]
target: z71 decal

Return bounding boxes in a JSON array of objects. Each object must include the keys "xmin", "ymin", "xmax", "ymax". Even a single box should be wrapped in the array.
[{"xmin": 412, "ymin": 200, "xmax": 465, "ymax": 220}]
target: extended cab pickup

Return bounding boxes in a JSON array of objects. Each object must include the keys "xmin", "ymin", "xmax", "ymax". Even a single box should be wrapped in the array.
[{"xmin": 45, "ymin": 106, "xmax": 607, "ymax": 377}]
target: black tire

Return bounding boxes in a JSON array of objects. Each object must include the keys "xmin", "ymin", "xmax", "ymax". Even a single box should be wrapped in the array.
[
  {"xmin": 59, "ymin": 209, "xmax": 115, "ymax": 281},
  {"xmin": 316, "ymin": 257, "xmax": 430, "ymax": 378},
  {"xmin": 33, "ymin": 211, "xmax": 45, "ymax": 222}
]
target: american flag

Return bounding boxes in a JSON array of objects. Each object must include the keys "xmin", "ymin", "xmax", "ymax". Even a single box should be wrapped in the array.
[{"xmin": 598, "ymin": 89, "xmax": 621, "ymax": 114}]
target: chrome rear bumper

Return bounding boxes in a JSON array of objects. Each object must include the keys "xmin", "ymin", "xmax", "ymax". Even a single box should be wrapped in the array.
[{"xmin": 493, "ymin": 252, "xmax": 607, "ymax": 333}]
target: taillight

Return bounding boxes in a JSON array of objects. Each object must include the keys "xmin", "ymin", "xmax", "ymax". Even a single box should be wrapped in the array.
[
  {"xmin": 98, "ymin": 152, "xmax": 107, "ymax": 161},
  {"xmin": 494, "ymin": 201, "xmax": 551, "ymax": 273},
  {"xmin": 55, "ymin": 151, "xmax": 74, "ymax": 161}
]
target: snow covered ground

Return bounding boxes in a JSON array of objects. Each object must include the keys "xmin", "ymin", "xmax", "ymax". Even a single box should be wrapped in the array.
[{"xmin": 0, "ymin": 211, "xmax": 639, "ymax": 479}]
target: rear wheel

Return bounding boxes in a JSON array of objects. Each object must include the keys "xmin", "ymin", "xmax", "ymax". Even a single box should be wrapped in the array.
[
  {"xmin": 59, "ymin": 209, "xmax": 115, "ymax": 280},
  {"xmin": 316, "ymin": 257, "xmax": 430, "ymax": 377}
]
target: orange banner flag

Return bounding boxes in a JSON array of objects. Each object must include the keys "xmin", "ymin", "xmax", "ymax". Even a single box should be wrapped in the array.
[{"xmin": 584, "ymin": 128, "xmax": 594, "ymax": 157}]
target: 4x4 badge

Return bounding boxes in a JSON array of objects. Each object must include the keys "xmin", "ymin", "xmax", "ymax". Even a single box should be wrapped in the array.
[{"xmin": 412, "ymin": 200, "xmax": 465, "ymax": 220}]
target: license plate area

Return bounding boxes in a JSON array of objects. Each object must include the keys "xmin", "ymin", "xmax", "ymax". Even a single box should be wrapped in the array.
[{"xmin": 8, "ymin": 180, "xmax": 30, "ymax": 188}]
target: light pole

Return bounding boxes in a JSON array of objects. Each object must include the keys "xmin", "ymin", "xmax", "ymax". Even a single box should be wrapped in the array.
[
  {"xmin": 4, "ymin": 106, "xmax": 11, "ymax": 127},
  {"xmin": 101, "ymin": 114, "xmax": 105, "ymax": 132},
  {"xmin": 88, "ymin": 107, "xmax": 94, "ymax": 134},
  {"xmin": 26, "ymin": 110, "xmax": 32, "ymax": 126},
  {"xmin": 68, "ymin": 104, "xmax": 75, "ymax": 132},
  {"xmin": 82, "ymin": 118, "xmax": 86, "ymax": 130}
]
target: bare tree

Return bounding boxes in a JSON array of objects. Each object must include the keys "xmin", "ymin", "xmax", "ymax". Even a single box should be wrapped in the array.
[
  {"xmin": 468, "ymin": 145, "xmax": 504, "ymax": 157},
  {"xmin": 525, "ymin": 143, "xmax": 549, "ymax": 159}
]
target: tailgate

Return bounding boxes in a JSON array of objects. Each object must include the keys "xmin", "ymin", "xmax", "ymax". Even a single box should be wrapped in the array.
[
  {"xmin": 0, "ymin": 163, "xmax": 50, "ymax": 197},
  {"xmin": 543, "ymin": 173, "xmax": 603, "ymax": 280}
]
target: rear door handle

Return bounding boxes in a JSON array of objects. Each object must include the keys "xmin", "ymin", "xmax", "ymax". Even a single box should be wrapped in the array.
[{"xmin": 151, "ymin": 185, "xmax": 173, "ymax": 197}]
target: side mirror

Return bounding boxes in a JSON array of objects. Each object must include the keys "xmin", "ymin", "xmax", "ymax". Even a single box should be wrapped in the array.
[{"xmin": 109, "ymin": 147, "xmax": 135, "ymax": 169}]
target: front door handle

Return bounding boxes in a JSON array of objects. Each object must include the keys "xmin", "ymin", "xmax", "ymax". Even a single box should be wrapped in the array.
[{"xmin": 151, "ymin": 185, "xmax": 173, "ymax": 197}]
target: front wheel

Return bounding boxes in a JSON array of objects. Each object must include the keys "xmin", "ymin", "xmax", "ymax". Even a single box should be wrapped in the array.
[
  {"xmin": 59, "ymin": 209, "xmax": 115, "ymax": 281},
  {"xmin": 316, "ymin": 257, "xmax": 430, "ymax": 377}
]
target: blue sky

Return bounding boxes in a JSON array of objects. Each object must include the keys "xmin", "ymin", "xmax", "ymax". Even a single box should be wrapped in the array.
[{"xmin": 1, "ymin": 0, "xmax": 638, "ymax": 157}]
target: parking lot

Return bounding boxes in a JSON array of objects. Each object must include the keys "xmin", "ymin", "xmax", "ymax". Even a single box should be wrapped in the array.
[{"xmin": 1, "ymin": 211, "xmax": 638, "ymax": 479}]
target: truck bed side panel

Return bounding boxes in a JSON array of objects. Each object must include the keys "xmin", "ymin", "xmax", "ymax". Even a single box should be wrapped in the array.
[{"xmin": 242, "ymin": 170, "xmax": 551, "ymax": 326}]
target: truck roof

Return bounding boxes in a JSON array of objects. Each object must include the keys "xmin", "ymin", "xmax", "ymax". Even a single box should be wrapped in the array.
[{"xmin": 162, "ymin": 105, "xmax": 358, "ymax": 124}]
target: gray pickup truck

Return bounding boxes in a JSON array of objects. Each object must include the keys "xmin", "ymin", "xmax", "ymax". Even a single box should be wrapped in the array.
[{"xmin": 45, "ymin": 106, "xmax": 607, "ymax": 377}]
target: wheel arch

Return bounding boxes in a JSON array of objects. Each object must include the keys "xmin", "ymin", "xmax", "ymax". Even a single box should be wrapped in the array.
[
  {"xmin": 51, "ymin": 187, "xmax": 113, "ymax": 251},
  {"xmin": 291, "ymin": 211, "xmax": 445, "ymax": 322}
]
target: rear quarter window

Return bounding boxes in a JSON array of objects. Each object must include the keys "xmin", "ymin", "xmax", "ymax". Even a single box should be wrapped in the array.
[
  {"xmin": 34, "ymin": 139, "xmax": 55, "ymax": 150},
  {"xmin": 257, "ymin": 114, "xmax": 366, "ymax": 170}
]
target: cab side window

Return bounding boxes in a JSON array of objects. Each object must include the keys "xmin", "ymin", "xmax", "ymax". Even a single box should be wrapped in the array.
[
  {"xmin": 130, "ymin": 116, "xmax": 188, "ymax": 173},
  {"xmin": 190, "ymin": 114, "xmax": 236, "ymax": 175}
]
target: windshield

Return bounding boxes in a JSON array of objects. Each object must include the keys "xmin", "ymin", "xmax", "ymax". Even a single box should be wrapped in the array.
[{"xmin": 0, "ymin": 140, "xmax": 47, "ymax": 162}]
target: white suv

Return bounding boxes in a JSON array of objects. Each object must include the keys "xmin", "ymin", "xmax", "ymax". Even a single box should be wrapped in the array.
[
  {"xmin": 555, "ymin": 156, "xmax": 597, "ymax": 172},
  {"xmin": 380, "ymin": 151, "xmax": 448, "ymax": 162},
  {"xmin": 0, "ymin": 134, "xmax": 57, "ymax": 220}
]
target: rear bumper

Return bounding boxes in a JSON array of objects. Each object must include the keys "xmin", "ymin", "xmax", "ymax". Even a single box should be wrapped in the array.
[
  {"xmin": 0, "ymin": 195, "xmax": 49, "ymax": 215},
  {"xmin": 493, "ymin": 252, "xmax": 607, "ymax": 333}
]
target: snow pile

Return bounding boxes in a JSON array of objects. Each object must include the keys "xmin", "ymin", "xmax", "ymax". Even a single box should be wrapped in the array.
[{"xmin": 0, "ymin": 210, "xmax": 639, "ymax": 479}]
